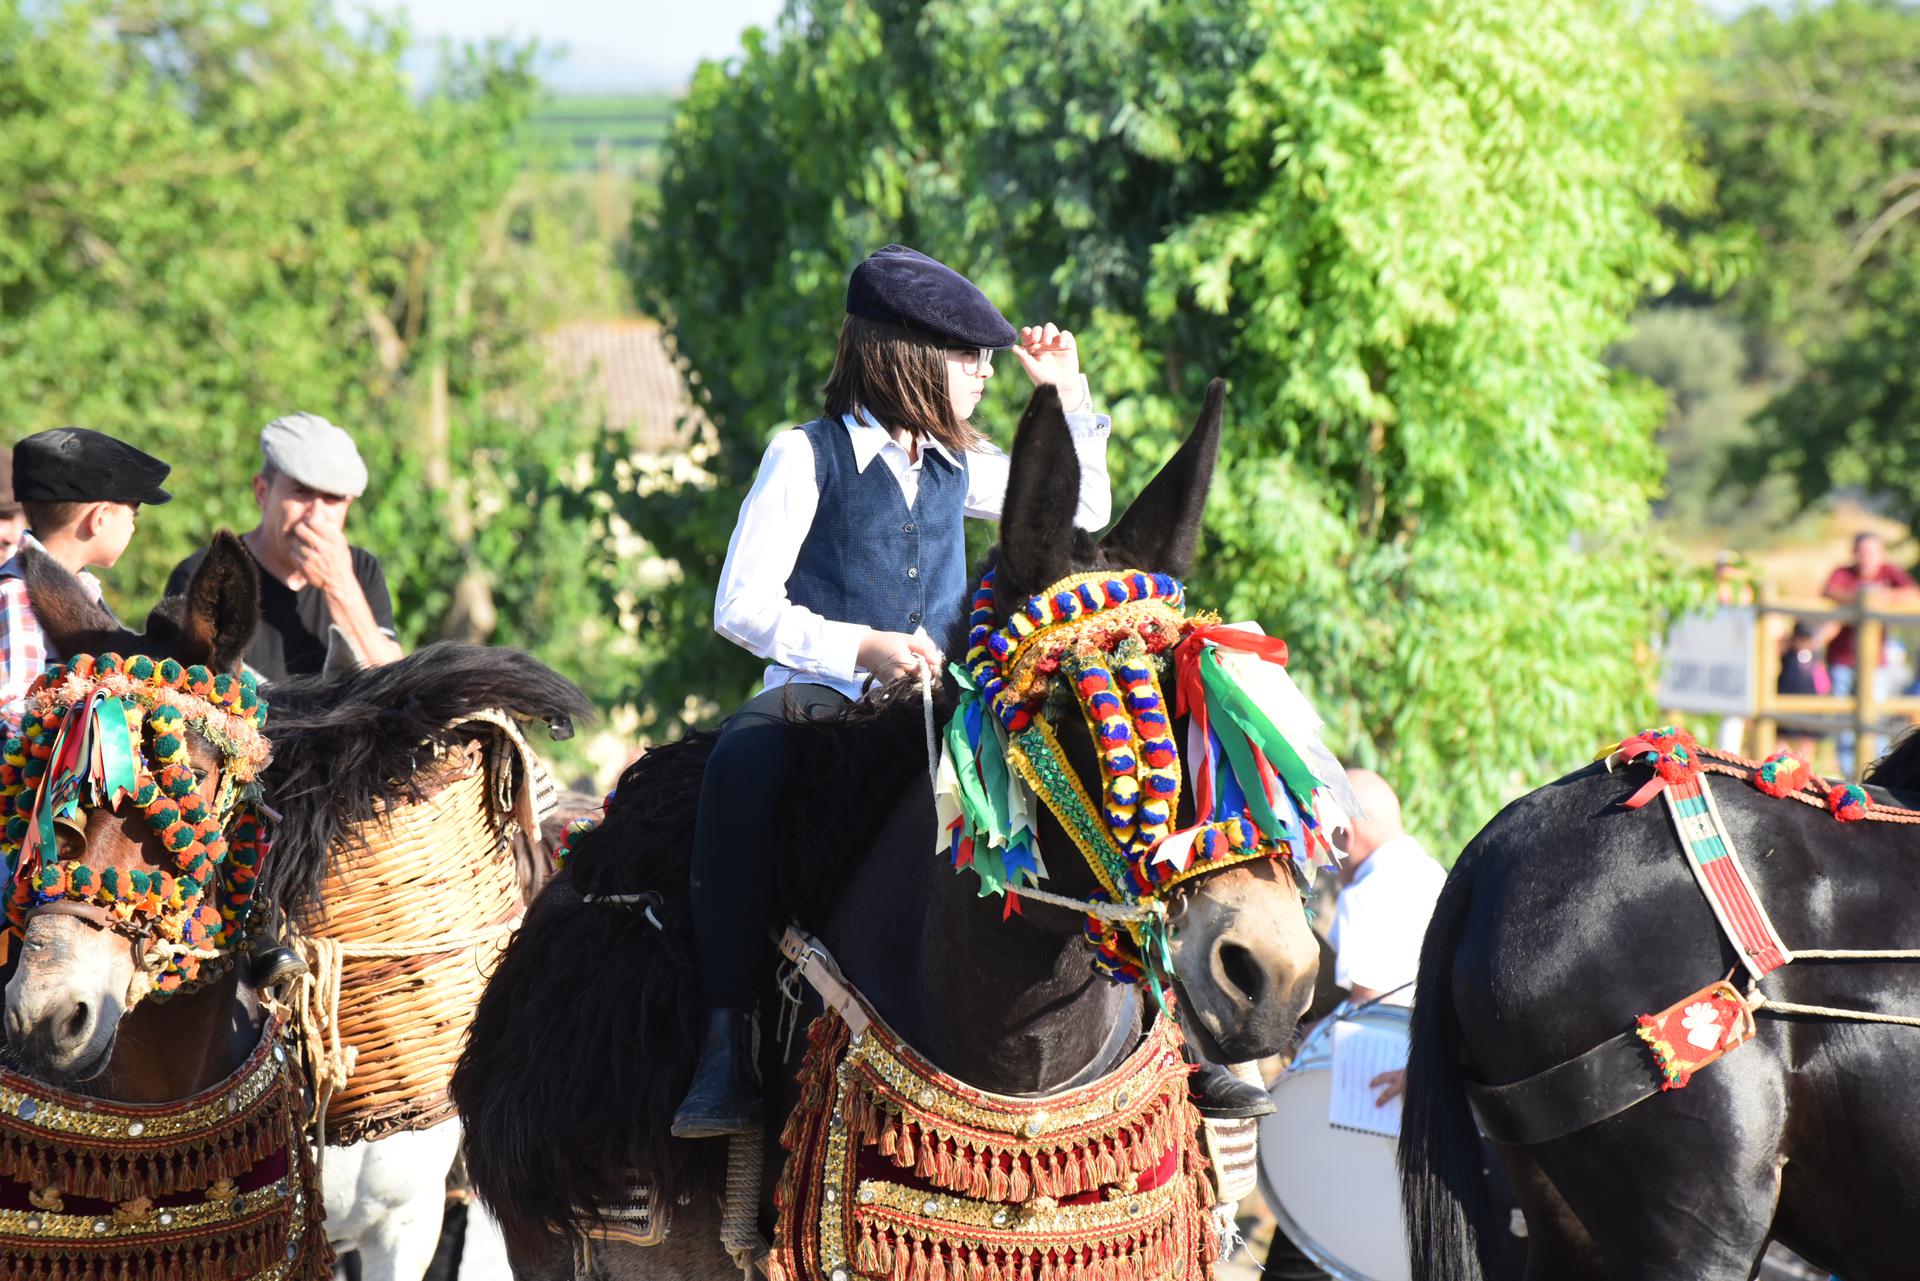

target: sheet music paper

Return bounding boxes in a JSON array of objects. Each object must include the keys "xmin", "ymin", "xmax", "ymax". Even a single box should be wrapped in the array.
[{"xmin": 1328, "ymin": 1020, "xmax": 1409, "ymax": 1137}]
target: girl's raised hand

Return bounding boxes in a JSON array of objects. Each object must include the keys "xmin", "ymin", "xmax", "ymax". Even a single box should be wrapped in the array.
[{"xmin": 1014, "ymin": 323, "xmax": 1080, "ymax": 390}]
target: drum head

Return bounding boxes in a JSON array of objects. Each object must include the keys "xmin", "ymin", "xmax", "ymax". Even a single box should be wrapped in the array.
[{"xmin": 1258, "ymin": 1067, "xmax": 1412, "ymax": 1281}]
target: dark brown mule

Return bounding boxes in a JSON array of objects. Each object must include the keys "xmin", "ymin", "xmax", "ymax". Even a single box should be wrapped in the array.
[
  {"xmin": 1, "ymin": 532, "xmax": 592, "ymax": 1281},
  {"xmin": 454, "ymin": 381, "xmax": 1323, "ymax": 1279},
  {"xmin": 3, "ymin": 532, "xmax": 267, "ymax": 1099}
]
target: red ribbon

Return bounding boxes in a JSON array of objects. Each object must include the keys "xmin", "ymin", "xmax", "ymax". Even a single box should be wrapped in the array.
[{"xmin": 1171, "ymin": 624, "xmax": 1294, "ymax": 837}]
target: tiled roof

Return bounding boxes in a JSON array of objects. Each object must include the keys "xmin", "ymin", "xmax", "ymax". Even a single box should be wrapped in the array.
[{"xmin": 545, "ymin": 318, "xmax": 702, "ymax": 452}]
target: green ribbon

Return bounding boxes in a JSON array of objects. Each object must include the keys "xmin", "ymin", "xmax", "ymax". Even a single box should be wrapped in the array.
[
  {"xmin": 1200, "ymin": 647, "xmax": 1325, "ymax": 817},
  {"xmin": 92, "ymin": 695, "xmax": 139, "ymax": 807}
]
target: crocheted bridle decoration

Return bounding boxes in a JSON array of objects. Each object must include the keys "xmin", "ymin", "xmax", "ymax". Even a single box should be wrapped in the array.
[
  {"xmin": 0, "ymin": 652, "xmax": 273, "ymax": 999},
  {"xmin": 940, "ymin": 567, "xmax": 1346, "ymax": 983}
]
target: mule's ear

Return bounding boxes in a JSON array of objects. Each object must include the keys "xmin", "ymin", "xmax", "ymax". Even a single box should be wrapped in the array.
[
  {"xmin": 1100, "ymin": 377, "xmax": 1225, "ymax": 577},
  {"xmin": 171, "ymin": 531, "xmax": 259, "ymax": 674},
  {"xmin": 994, "ymin": 384, "xmax": 1090, "ymax": 612},
  {"xmin": 21, "ymin": 545, "xmax": 136, "ymax": 658}
]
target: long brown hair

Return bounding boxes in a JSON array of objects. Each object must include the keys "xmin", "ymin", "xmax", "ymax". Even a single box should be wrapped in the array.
[{"xmin": 821, "ymin": 316, "xmax": 982, "ymax": 454}]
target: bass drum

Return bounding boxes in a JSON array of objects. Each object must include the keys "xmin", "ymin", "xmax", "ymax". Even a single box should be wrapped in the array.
[{"xmin": 1257, "ymin": 1002, "xmax": 1412, "ymax": 1281}]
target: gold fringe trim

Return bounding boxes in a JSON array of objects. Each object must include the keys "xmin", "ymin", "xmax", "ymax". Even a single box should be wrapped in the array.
[{"xmin": 772, "ymin": 1010, "xmax": 1221, "ymax": 1281}]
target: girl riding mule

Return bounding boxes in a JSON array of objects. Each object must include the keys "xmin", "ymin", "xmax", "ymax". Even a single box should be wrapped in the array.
[
  {"xmin": 683, "ymin": 244, "xmax": 1122, "ymax": 1137},
  {"xmin": 0, "ymin": 531, "xmax": 588, "ymax": 1281},
  {"xmin": 454, "ymin": 380, "xmax": 1349, "ymax": 1280},
  {"xmin": 1403, "ymin": 730, "xmax": 1920, "ymax": 1281}
]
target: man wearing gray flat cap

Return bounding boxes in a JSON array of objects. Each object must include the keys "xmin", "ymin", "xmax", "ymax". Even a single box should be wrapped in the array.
[{"xmin": 166, "ymin": 414, "xmax": 403, "ymax": 684}]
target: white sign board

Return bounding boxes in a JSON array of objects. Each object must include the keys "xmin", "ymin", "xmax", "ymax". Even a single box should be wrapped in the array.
[{"xmin": 1658, "ymin": 607, "xmax": 1757, "ymax": 717}]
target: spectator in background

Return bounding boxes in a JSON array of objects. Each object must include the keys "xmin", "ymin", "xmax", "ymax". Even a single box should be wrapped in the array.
[
  {"xmin": 166, "ymin": 414, "xmax": 401, "ymax": 685},
  {"xmin": 1330, "ymin": 769, "xmax": 1448, "ymax": 1011},
  {"xmin": 0, "ymin": 455, "xmax": 26, "ymax": 565},
  {"xmin": 1777, "ymin": 620, "xmax": 1831, "ymax": 768},
  {"xmin": 1823, "ymin": 531, "xmax": 1917, "ymax": 776},
  {"xmin": 1262, "ymin": 769, "xmax": 1449, "ymax": 1281}
]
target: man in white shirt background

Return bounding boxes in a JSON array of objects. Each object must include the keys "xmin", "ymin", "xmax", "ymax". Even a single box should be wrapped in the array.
[
  {"xmin": 1261, "ymin": 769, "xmax": 1449, "ymax": 1281},
  {"xmin": 1331, "ymin": 768, "xmax": 1447, "ymax": 1008}
]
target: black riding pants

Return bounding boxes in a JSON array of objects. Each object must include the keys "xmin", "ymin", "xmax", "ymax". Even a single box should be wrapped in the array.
[{"xmin": 688, "ymin": 681, "xmax": 851, "ymax": 1010}]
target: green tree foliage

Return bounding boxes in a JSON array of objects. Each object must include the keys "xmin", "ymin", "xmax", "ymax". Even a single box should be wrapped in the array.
[
  {"xmin": 0, "ymin": 0, "xmax": 642, "ymax": 717},
  {"xmin": 1702, "ymin": 1, "xmax": 1920, "ymax": 531},
  {"xmin": 1611, "ymin": 306, "xmax": 1801, "ymax": 540},
  {"xmin": 639, "ymin": 0, "xmax": 1714, "ymax": 849}
]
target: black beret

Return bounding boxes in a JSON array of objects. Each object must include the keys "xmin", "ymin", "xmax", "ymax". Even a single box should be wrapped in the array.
[
  {"xmin": 846, "ymin": 245, "xmax": 1017, "ymax": 350},
  {"xmin": 13, "ymin": 428, "xmax": 172, "ymax": 506}
]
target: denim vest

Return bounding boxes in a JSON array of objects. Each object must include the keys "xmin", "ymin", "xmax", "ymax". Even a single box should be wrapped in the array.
[{"xmin": 786, "ymin": 417, "xmax": 970, "ymax": 659}]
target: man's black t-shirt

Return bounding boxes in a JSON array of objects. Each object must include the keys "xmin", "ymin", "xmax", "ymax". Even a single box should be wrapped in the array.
[{"xmin": 164, "ymin": 540, "xmax": 396, "ymax": 686}]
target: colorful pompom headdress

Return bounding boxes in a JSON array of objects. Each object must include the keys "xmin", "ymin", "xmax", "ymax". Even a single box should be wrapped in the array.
[
  {"xmin": 936, "ymin": 565, "xmax": 1356, "ymax": 984},
  {"xmin": 0, "ymin": 651, "xmax": 273, "ymax": 998}
]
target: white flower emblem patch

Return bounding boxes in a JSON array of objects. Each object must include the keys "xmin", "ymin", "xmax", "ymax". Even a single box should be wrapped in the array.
[{"xmin": 1681, "ymin": 1002, "xmax": 1724, "ymax": 1051}]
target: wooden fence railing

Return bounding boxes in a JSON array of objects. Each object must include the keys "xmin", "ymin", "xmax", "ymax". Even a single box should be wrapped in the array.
[{"xmin": 1746, "ymin": 595, "xmax": 1920, "ymax": 759}]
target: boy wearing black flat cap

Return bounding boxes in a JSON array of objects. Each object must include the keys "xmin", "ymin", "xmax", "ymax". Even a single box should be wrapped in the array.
[
  {"xmin": 0, "ymin": 428, "xmax": 172, "ymax": 731},
  {"xmin": 675, "ymin": 245, "xmax": 1116, "ymax": 1137}
]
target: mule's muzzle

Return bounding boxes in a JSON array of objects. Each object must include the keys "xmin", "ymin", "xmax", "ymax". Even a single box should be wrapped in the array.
[
  {"xmin": 4, "ymin": 985, "xmax": 114, "ymax": 1083},
  {"xmin": 4, "ymin": 917, "xmax": 132, "ymax": 1084},
  {"xmin": 1169, "ymin": 864, "xmax": 1319, "ymax": 1062}
]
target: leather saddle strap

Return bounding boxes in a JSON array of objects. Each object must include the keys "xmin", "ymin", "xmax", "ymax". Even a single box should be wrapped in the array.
[
  {"xmin": 1464, "ymin": 1028, "xmax": 1664, "ymax": 1146},
  {"xmin": 779, "ymin": 927, "xmax": 872, "ymax": 1039}
]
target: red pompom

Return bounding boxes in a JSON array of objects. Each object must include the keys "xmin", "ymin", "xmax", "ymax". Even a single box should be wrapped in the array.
[{"xmin": 1828, "ymin": 783, "xmax": 1869, "ymax": 822}]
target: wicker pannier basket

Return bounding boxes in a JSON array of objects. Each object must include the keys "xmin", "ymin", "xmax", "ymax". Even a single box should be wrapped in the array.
[{"xmin": 291, "ymin": 714, "xmax": 545, "ymax": 1147}]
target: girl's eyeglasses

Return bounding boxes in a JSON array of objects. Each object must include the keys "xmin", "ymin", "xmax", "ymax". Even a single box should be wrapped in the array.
[{"xmin": 952, "ymin": 348, "xmax": 994, "ymax": 375}]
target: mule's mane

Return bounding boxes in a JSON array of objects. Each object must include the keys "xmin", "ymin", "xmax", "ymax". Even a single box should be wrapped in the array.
[
  {"xmin": 566, "ymin": 673, "xmax": 949, "ymax": 919},
  {"xmin": 259, "ymin": 642, "xmax": 591, "ymax": 918},
  {"xmin": 1865, "ymin": 726, "xmax": 1920, "ymax": 795},
  {"xmin": 454, "ymin": 673, "xmax": 946, "ymax": 1248}
]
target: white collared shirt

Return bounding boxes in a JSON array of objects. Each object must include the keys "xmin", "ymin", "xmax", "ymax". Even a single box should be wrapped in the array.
[
  {"xmin": 1330, "ymin": 834, "xmax": 1448, "ymax": 1003},
  {"xmin": 714, "ymin": 384, "xmax": 1112, "ymax": 699}
]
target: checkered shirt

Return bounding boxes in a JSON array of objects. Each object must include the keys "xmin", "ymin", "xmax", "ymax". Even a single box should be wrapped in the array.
[
  {"xmin": 0, "ymin": 574, "xmax": 44, "ymax": 737},
  {"xmin": 0, "ymin": 535, "xmax": 106, "ymax": 736}
]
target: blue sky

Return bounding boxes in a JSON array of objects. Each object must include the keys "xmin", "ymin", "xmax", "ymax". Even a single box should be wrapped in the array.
[
  {"xmin": 373, "ymin": 0, "xmax": 785, "ymax": 91},
  {"xmin": 373, "ymin": 0, "xmax": 1765, "ymax": 94}
]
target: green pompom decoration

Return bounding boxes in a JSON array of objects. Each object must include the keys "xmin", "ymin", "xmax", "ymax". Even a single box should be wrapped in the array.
[
  {"xmin": 69, "ymin": 866, "xmax": 92, "ymax": 892},
  {"xmin": 95, "ymin": 654, "xmax": 119, "ymax": 674},
  {"xmin": 5, "ymin": 817, "xmax": 26, "ymax": 842},
  {"xmin": 134, "ymin": 782, "xmax": 159, "ymax": 808},
  {"xmin": 128, "ymin": 655, "xmax": 155, "ymax": 681},
  {"xmin": 146, "ymin": 803, "xmax": 181, "ymax": 830},
  {"xmin": 98, "ymin": 869, "xmax": 119, "ymax": 896},
  {"xmin": 157, "ymin": 659, "xmax": 184, "ymax": 686},
  {"xmin": 152, "ymin": 734, "xmax": 184, "ymax": 761},
  {"xmin": 176, "ymin": 874, "xmax": 201, "ymax": 898},
  {"xmin": 14, "ymin": 789, "xmax": 35, "ymax": 816},
  {"xmin": 164, "ymin": 773, "xmax": 196, "ymax": 800},
  {"xmin": 165, "ymin": 826, "xmax": 195, "ymax": 854},
  {"xmin": 34, "ymin": 866, "xmax": 58, "ymax": 891},
  {"xmin": 211, "ymin": 673, "xmax": 235, "ymax": 699},
  {"xmin": 184, "ymin": 665, "xmax": 211, "ymax": 687},
  {"xmin": 21, "ymin": 759, "xmax": 45, "ymax": 781},
  {"xmin": 128, "ymin": 869, "xmax": 150, "ymax": 894}
]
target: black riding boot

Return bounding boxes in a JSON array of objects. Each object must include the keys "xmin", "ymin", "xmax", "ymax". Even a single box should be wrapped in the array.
[
  {"xmin": 1189, "ymin": 1060, "xmax": 1275, "ymax": 1119},
  {"xmin": 670, "ymin": 1010, "xmax": 763, "ymax": 1139}
]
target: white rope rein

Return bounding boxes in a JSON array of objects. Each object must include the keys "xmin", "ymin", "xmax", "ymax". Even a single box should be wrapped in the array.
[
  {"xmin": 915, "ymin": 656, "xmax": 939, "ymax": 798},
  {"xmin": 1749, "ymin": 987, "xmax": 1920, "ymax": 1029}
]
